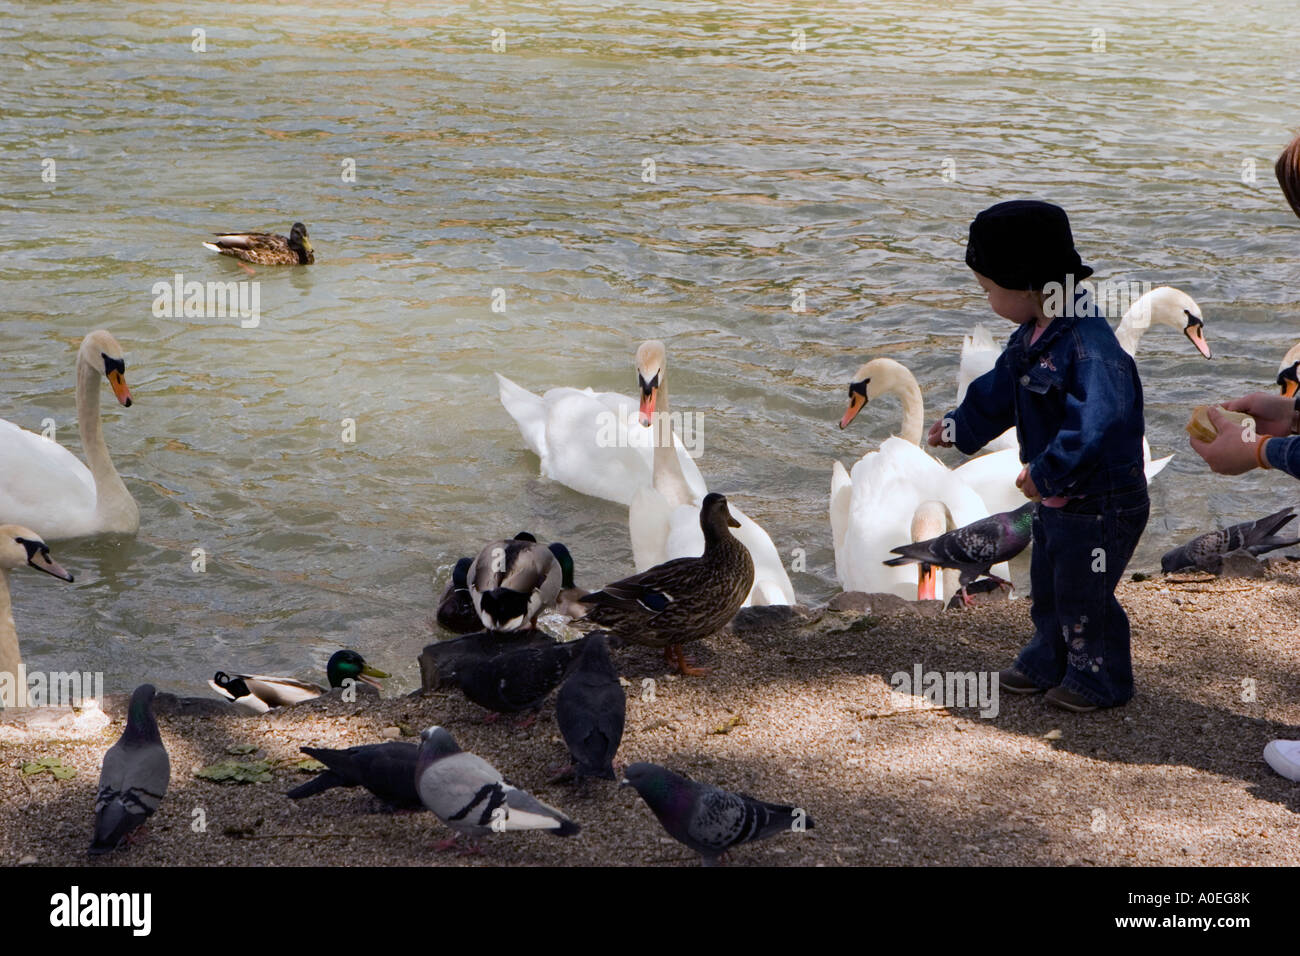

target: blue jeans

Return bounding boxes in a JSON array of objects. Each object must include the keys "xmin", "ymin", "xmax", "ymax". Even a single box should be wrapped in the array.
[{"xmin": 1015, "ymin": 485, "xmax": 1149, "ymax": 707}]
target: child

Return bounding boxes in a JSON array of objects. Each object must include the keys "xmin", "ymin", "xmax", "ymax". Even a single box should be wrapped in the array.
[{"xmin": 929, "ymin": 200, "xmax": 1149, "ymax": 712}]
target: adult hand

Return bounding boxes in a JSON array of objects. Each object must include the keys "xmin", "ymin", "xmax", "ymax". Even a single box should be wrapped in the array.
[
  {"xmin": 1189, "ymin": 406, "xmax": 1265, "ymax": 475},
  {"xmin": 927, "ymin": 418, "xmax": 953, "ymax": 447},
  {"xmin": 1223, "ymin": 392, "xmax": 1294, "ymax": 437}
]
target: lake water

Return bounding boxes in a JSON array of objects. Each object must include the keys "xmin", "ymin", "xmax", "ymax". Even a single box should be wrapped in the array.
[{"xmin": 2, "ymin": 0, "xmax": 1298, "ymax": 696}]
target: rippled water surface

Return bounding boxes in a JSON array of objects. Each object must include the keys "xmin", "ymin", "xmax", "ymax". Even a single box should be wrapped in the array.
[{"xmin": 2, "ymin": 0, "xmax": 1298, "ymax": 695}]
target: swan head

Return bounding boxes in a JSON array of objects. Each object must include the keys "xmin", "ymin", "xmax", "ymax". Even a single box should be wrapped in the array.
[
  {"xmin": 1277, "ymin": 343, "xmax": 1300, "ymax": 397},
  {"xmin": 0, "ymin": 525, "xmax": 74, "ymax": 581},
  {"xmin": 635, "ymin": 340, "xmax": 667, "ymax": 426},
  {"xmin": 839, "ymin": 358, "xmax": 911, "ymax": 430},
  {"xmin": 910, "ymin": 501, "xmax": 952, "ymax": 601},
  {"xmin": 78, "ymin": 330, "xmax": 133, "ymax": 407},
  {"xmin": 1126, "ymin": 287, "xmax": 1211, "ymax": 359}
]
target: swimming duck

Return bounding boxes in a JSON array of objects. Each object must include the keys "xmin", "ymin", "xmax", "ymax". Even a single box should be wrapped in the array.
[
  {"xmin": 468, "ymin": 533, "xmax": 562, "ymax": 632},
  {"xmin": 203, "ymin": 222, "xmax": 315, "ymax": 265},
  {"xmin": 208, "ymin": 649, "xmax": 388, "ymax": 715},
  {"xmin": 579, "ymin": 493, "xmax": 754, "ymax": 675},
  {"xmin": 0, "ymin": 330, "xmax": 139, "ymax": 540},
  {"xmin": 435, "ymin": 557, "xmax": 479, "ymax": 633}
]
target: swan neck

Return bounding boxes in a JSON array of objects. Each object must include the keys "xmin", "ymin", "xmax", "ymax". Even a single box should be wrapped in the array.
[
  {"xmin": 77, "ymin": 360, "xmax": 132, "ymax": 520},
  {"xmin": 650, "ymin": 377, "xmax": 694, "ymax": 505},
  {"xmin": 891, "ymin": 370, "xmax": 925, "ymax": 446},
  {"xmin": 1114, "ymin": 308, "xmax": 1147, "ymax": 356},
  {"xmin": 0, "ymin": 570, "xmax": 19, "ymax": 690}
]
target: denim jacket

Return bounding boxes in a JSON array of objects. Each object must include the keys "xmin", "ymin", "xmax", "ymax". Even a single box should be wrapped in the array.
[{"xmin": 944, "ymin": 295, "xmax": 1147, "ymax": 499}]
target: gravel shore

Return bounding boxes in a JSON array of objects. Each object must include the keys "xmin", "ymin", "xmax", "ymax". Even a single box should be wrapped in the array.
[{"xmin": 3, "ymin": 571, "xmax": 1299, "ymax": 867}]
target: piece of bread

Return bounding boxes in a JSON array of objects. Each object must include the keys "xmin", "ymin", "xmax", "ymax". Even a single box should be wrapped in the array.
[{"xmin": 1186, "ymin": 405, "xmax": 1255, "ymax": 442}]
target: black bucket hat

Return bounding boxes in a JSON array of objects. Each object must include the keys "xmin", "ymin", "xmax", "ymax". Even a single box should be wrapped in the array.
[{"xmin": 965, "ymin": 200, "xmax": 1094, "ymax": 291}]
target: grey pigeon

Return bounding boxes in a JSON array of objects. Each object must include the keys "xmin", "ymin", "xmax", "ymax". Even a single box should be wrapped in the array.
[
  {"xmin": 90, "ymin": 684, "xmax": 170, "ymax": 855},
  {"xmin": 440, "ymin": 634, "xmax": 587, "ymax": 724},
  {"xmin": 415, "ymin": 726, "xmax": 579, "ymax": 843},
  {"xmin": 884, "ymin": 502, "xmax": 1035, "ymax": 604},
  {"xmin": 555, "ymin": 633, "xmax": 625, "ymax": 780},
  {"xmin": 621, "ymin": 762, "xmax": 814, "ymax": 865},
  {"xmin": 286, "ymin": 742, "xmax": 422, "ymax": 809},
  {"xmin": 1161, "ymin": 506, "xmax": 1299, "ymax": 573}
]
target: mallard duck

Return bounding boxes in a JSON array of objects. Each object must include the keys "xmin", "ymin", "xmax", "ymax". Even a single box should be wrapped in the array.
[
  {"xmin": 0, "ymin": 330, "xmax": 138, "ymax": 539},
  {"xmin": 203, "ymin": 222, "xmax": 315, "ymax": 265},
  {"xmin": 547, "ymin": 541, "xmax": 591, "ymax": 619},
  {"xmin": 0, "ymin": 526, "xmax": 75, "ymax": 687},
  {"xmin": 468, "ymin": 532, "xmax": 561, "ymax": 632},
  {"xmin": 208, "ymin": 649, "xmax": 388, "ymax": 715},
  {"xmin": 435, "ymin": 557, "xmax": 478, "ymax": 633},
  {"xmin": 579, "ymin": 493, "xmax": 754, "ymax": 675}
]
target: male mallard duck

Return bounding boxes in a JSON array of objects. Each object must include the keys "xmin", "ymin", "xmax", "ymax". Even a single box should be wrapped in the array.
[
  {"xmin": 579, "ymin": 493, "xmax": 754, "ymax": 675},
  {"xmin": 208, "ymin": 649, "xmax": 388, "ymax": 715},
  {"xmin": 547, "ymin": 541, "xmax": 590, "ymax": 619},
  {"xmin": 435, "ymin": 557, "xmax": 478, "ymax": 633},
  {"xmin": 203, "ymin": 222, "xmax": 315, "ymax": 265},
  {"xmin": 468, "ymin": 532, "xmax": 562, "ymax": 632}
]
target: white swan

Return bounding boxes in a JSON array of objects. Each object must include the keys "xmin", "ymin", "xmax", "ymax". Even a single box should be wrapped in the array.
[
  {"xmin": 495, "ymin": 372, "xmax": 707, "ymax": 507},
  {"xmin": 0, "ymin": 331, "xmax": 139, "ymax": 540},
  {"xmin": 831, "ymin": 358, "xmax": 1004, "ymax": 600},
  {"xmin": 906, "ymin": 500, "xmax": 959, "ymax": 602},
  {"xmin": 628, "ymin": 342, "xmax": 795, "ymax": 607},
  {"xmin": 952, "ymin": 286, "xmax": 1210, "ymax": 511},
  {"xmin": 0, "ymin": 526, "xmax": 75, "ymax": 689}
]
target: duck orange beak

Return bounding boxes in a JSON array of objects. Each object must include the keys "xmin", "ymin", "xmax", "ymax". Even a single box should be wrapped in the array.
[
  {"xmin": 107, "ymin": 369, "xmax": 132, "ymax": 407},
  {"xmin": 839, "ymin": 392, "xmax": 865, "ymax": 430}
]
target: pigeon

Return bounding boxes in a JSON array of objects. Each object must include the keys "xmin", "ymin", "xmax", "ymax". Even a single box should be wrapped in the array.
[
  {"xmin": 1161, "ymin": 506, "xmax": 1300, "ymax": 573},
  {"xmin": 436, "ymin": 557, "xmax": 479, "ymax": 633},
  {"xmin": 555, "ymin": 632, "xmax": 625, "ymax": 780},
  {"xmin": 884, "ymin": 502, "xmax": 1035, "ymax": 605},
  {"xmin": 286, "ymin": 742, "xmax": 422, "ymax": 809},
  {"xmin": 621, "ymin": 762, "xmax": 813, "ymax": 866},
  {"xmin": 440, "ymin": 635, "xmax": 587, "ymax": 724},
  {"xmin": 415, "ymin": 726, "xmax": 579, "ymax": 847},
  {"xmin": 90, "ymin": 684, "xmax": 170, "ymax": 856}
]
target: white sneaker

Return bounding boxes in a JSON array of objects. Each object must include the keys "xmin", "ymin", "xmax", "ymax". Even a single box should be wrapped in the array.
[{"xmin": 1263, "ymin": 740, "xmax": 1300, "ymax": 782}]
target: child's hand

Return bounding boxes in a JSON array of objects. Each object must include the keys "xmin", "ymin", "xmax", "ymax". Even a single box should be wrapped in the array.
[
  {"xmin": 1016, "ymin": 465, "xmax": 1040, "ymax": 500},
  {"xmin": 1224, "ymin": 392, "xmax": 1294, "ymax": 437},
  {"xmin": 1189, "ymin": 407, "xmax": 1266, "ymax": 475},
  {"xmin": 927, "ymin": 418, "xmax": 952, "ymax": 447}
]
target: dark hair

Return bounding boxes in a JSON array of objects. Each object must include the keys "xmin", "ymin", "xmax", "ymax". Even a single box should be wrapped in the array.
[{"xmin": 1276, "ymin": 133, "xmax": 1300, "ymax": 220}]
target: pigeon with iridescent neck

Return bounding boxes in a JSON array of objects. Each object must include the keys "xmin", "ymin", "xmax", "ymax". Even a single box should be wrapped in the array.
[{"xmin": 884, "ymin": 502, "xmax": 1034, "ymax": 605}]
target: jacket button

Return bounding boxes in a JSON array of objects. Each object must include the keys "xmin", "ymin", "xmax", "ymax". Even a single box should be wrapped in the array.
[{"xmin": 1020, "ymin": 375, "xmax": 1030, "ymax": 385}]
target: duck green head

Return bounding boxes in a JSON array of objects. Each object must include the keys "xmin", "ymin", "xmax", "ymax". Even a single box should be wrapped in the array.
[
  {"xmin": 326, "ymin": 649, "xmax": 389, "ymax": 689},
  {"xmin": 547, "ymin": 542, "xmax": 576, "ymax": 589}
]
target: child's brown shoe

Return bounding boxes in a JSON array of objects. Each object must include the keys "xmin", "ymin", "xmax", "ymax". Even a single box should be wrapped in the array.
[
  {"xmin": 1045, "ymin": 686, "xmax": 1099, "ymax": 712},
  {"xmin": 999, "ymin": 669, "xmax": 1045, "ymax": 695}
]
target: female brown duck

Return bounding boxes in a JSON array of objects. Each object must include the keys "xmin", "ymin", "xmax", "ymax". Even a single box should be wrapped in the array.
[{"xmin": 579, "ymin": 493, "xmax": 754, "ymax": 675}]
